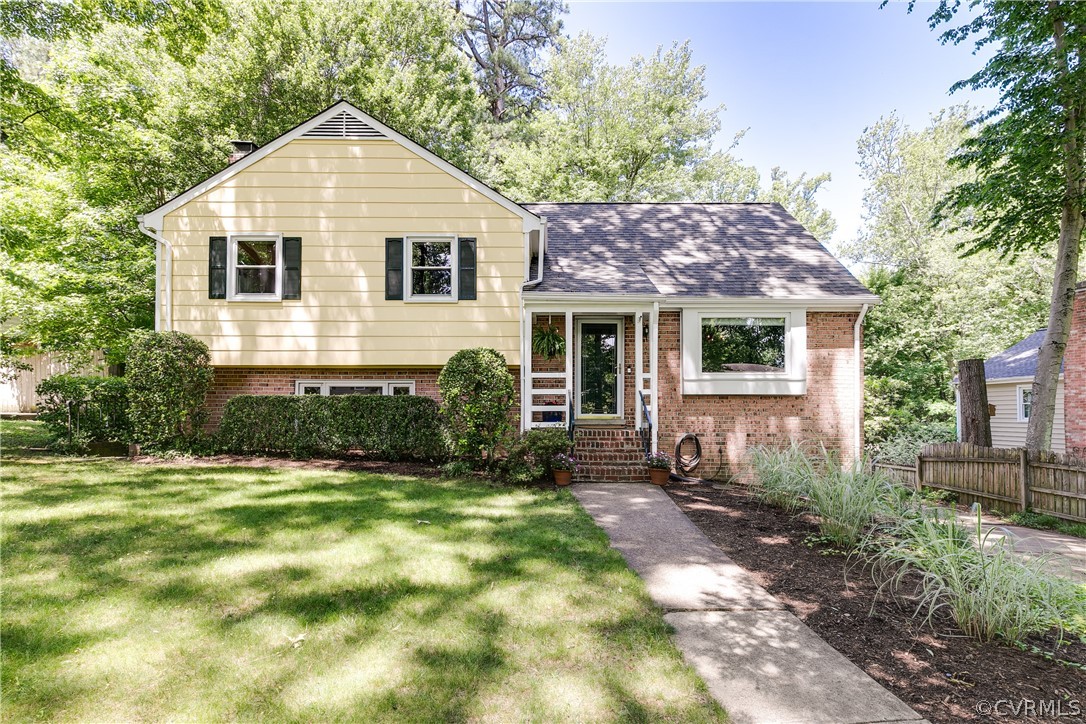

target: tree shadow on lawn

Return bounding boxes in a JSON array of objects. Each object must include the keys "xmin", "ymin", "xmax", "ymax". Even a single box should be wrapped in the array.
[{"xmin": 3, "ymin": 460, "xmax": 718, "ymax": 721}]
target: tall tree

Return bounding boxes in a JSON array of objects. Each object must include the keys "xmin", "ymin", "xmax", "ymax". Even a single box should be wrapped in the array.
[
  {"xmin": 453, "ymin": 0, "xmax": 565, "ymax": 122},
  {"xmin": 843, "ymin": 109, "xmax": 1057, "ymax": 442},
  {"xmin": 909, "ymin": 0, "xmax": 1086, "ymax": 451}
]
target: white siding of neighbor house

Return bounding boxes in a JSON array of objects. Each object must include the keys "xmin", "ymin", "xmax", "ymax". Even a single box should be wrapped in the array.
[
  {"xmin": 0, "ymin": 352, "xmax": 106, "ymax": 413},
  {"xmin": 987, "ymin": 379, "xmax": 1066, "ymax": 453}
]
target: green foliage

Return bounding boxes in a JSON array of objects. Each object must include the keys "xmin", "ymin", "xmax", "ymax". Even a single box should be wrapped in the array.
[
  {"xmin": 216, "ymin": 394, "xmax": 448, "ymax": 460},
  {"xmin": 868, "ymin": 419, "xmax": 956, "ymax": 466},
  {"xmin": 1008, "ymin": 510, "xmax": 1086, "ymax": 540},
  {"xmin": 494, "ymin": 428, "xmax": 571, "ymax": 484},
  {"xmin": 438, "ymin": 347, "xmax": 516, "ymax": 466},
  {"xmin": 126, "ymin": 332, "xmax": 213, "ymax": 450},
  {"xmin": 35, "ymin": 374, "xmax": 130, "ymax": 449},
  {"xmin": 531, "ymin": 324, "xmax": 565, "ymax": 359},
  {"xmin": 747, "ymin": 443, "xmax": 821, "ymax": 512},
  {"xmin": 439, "ymin": 460, "xmax": 474, "ymax": 479},
  {"xmin": 868, "ymin": 505, "xmax": 1083, "ymax": 643},
  {"xmin": 844, "ymin": 110, "xmax": 1060, "ymax": 443}
]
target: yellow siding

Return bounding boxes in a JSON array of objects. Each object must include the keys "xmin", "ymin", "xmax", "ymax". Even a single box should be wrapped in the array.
[
  {"xmin": 988, "ymin": 380, "xmax": 1066, "ymax": 453},
  {"xmin": 163, "ymin": 139, "xmax": 526, "ymax": 367}
]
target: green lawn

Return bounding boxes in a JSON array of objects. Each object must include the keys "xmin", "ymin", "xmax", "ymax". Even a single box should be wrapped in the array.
[
  {"xmin": 1, "ymin": 442, "xmax": 724, "ymax": 720},
  {"xmin": 1, "ymin": 418, "xmax": 53, "ymax": 452}
]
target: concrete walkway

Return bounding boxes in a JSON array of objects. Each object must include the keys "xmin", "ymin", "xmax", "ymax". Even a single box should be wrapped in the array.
[
  {"xmin": 953, "ymin": 510, "xmax": 1086, "ymax": 582},
  {"xmin": 572, "ymin": 484, "xmax": 925, "ymax": 724}
]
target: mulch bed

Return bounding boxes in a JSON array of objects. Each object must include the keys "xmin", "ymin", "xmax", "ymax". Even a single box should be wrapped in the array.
[{"xmin": 666, "ymin": 482, "xmax": 1086, "ymax": 724}]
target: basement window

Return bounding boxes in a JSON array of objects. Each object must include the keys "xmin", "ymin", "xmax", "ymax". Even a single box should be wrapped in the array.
[{"xmin": 295, "ymin": 380, "xmax": 416, "ymax": 396}]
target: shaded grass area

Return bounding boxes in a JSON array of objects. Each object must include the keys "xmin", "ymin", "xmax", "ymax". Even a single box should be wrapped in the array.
[
  {"xmin": 2, "ymin": 455, "xmax": 725, "ymax": 722},
  {"xmin": 1, "ymin": 418, "xmax": 52, "ymax": 453}
]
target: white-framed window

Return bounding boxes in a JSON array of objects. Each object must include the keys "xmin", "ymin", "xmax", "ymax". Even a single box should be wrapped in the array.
[
  {"xmin": 295, "ymin": 380, "xmax": 416, "ymax": 396},
  {"xmin": 405, "ymin": 235, "xmax": 457, "ymax": 301},
  {"xmin": 1017, "ymin": 385, "xmax": 1032, "ymax": 421},
  {"xmin": 681, "ymin": 306, "xmax": 807, "ymax": 395},
  {"xmin": 228, "ymin": 234, "xmax": 282, "ymax": 300}
]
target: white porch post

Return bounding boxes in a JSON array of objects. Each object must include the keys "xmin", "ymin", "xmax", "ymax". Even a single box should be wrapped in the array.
[
  {"xmin": 565, "ymin": 310, "xmax": 574, "ymax": 425},
  {"xmin": 635, "ymin": 311, "xmax": 644, "ymax": 429},
  {"xmin": 521, "ymin": 305, "xmax": 531, "ymax": 432},
  {"xmin": 650, "ymin": 302, "xmax": 659, "ymax": 453}
]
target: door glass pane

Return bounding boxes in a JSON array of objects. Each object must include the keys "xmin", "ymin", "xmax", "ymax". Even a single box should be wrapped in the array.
[
  {"xmin": 701, "ymin": 317, "xmax": 786, "ymax": 372},
  {"xmin": 328, "ymin": 385, "xmax": 384, "ymax": 396},
  {"xmin": 580, "ymin": 322, "xmax": 618, "ymax": 416}
]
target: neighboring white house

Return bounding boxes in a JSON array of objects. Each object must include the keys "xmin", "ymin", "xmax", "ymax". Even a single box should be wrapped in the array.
[{"xmin": 956, "ymin": 330, "xmax": 1066, "ymax": 453}]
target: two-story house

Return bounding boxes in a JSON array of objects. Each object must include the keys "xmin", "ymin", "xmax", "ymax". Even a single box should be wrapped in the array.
[{"xmin": 138, "ymin": 101, "xmax": 878, "ymax": 480}]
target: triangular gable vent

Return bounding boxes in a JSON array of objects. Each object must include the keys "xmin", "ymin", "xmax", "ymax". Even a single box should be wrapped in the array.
[{"xmin": 301, "ymin": 111, "xmax": 386, "ymax": 139}]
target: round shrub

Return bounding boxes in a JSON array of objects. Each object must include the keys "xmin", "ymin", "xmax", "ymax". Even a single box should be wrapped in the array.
[
  {"xmin": 438, "ymin": 347, "xmax": 516, "ymax": 467},
  {"xmin": 126, "ymin": 331, "xmax": 214, "ymax": 450}
]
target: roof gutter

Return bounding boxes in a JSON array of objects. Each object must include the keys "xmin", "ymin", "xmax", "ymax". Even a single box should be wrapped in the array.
[
  {"xmin": 854, "ymin": 303, "xmax": 870, "ymax": 462},
  {"xmin": 137, "ymin": 217, "xmax": 173, "ymax": 332}
]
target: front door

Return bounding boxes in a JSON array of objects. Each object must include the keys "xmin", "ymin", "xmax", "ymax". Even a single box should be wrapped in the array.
[{"xmin": 577, "ymin": 319, "xmax": 623, "ymax": 418}]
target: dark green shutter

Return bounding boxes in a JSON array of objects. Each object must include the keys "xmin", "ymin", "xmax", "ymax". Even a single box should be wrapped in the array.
[
  {"xmin": 283, "ymin": 237, "xmax": 302, "ymax": 299},
  {"xmin": 458, "ymin": 237, "xmax": 477, "ymax": 301},
  {"xmin": 209, "ymin": 236, "xmax": 227, "ymax": 299},
  {"xmin": 385, "ymin": 237, "xmax": 404, "ymax": 300}
]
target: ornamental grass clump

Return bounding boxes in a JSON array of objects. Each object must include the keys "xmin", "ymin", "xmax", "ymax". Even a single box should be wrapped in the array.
[
  {"xmin": 804, "ymin": 459, "xmax": 901, "ymax": 548},
  {"xmin": 867, "ymin": 505, "xmax": 1083, "ymax": 644},
  {"xmin": 747, "ymin": 442, "xmax": 819, "ymax": 511}
]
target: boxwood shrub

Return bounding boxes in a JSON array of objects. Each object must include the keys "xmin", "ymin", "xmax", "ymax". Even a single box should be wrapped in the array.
[{"xmin": 217, "ymin": 394, "xmax": 448, "ymax": 460}]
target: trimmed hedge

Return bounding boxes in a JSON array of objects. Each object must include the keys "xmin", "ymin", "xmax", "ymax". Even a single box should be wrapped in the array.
[
  {"xmin": 217, "ymin": 394, "xmax": 448, "ymax": 460},
  {"xmin": 36, "ymin": 375, "xmax": 131, "ymax": 448}
]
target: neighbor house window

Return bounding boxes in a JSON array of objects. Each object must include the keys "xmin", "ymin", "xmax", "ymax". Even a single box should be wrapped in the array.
[
  {"xmin": 701, "ymin": 317, "xmax": 786, "ymax": 373},
  {"xmin": 294, "ymin": 380, "xmax": 416, "ymax": 396},
  {"xmin": 681, "ymin": 307, "xmax": 807, "ymax": 396},
  {"xmin": 1017, "ymin": 385, "xmax": 1032, "ymax": 421},
  {"xmin": 407, "ymin": 237, "xmax": 455, "ymax": 300},
  {"xmin": 229, "ymin": 234, "xmax": 282, "ymax": 299}
]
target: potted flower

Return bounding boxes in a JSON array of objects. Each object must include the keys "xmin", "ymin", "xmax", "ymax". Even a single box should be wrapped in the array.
[
  {"xmin": 646, "ymin": 451, "xmax": 672, "ymax": 485},
  {"xmin": 551, "ymin": 453, "xmax": 579, "ymax": 486}
]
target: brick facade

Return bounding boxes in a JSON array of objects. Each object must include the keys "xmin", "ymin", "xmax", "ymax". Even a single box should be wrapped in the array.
[
  {"xmin": 1065, "ymin": 284, "xmax": 1086, "ymax": 456},
  {"xmin": 208, "ymin": 310, "xmax": 861, "ymax": 482}
]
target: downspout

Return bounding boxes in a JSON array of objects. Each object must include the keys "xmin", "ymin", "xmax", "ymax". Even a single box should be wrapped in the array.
[
  {"xmin": 854, "ymin": 304, "xmax": 870, "ymax": 462},
  {"xmin": 138, "ymin": 219, "xmax": 173, "ymax": 332}
]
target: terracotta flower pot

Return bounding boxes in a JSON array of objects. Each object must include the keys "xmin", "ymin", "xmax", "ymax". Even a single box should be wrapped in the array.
[
  {"xmin": 554, "ymin": 469, "xmax": 573, "ymax": 487},
  {"xmin": 649, "ymin": 467, "xmax": 670, "ymax": 486}
]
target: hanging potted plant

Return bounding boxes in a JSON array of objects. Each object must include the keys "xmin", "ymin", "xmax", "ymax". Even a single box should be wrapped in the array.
[
  {"xmin": 532, "ymin": 322, "xmax": 566, "ymax": 359},
  {"xmin": 551, "ymin": 453, "xmax": 579, "ymax": 487},
  {"xmin": 646, "ymin": 451, "xmax": 672, "ymax": 485}
]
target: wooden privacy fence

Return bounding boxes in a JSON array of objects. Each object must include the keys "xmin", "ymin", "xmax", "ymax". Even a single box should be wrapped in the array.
[{"xmin": 873, "ymin": 442, "xmax": 1086, "ymax": 524}]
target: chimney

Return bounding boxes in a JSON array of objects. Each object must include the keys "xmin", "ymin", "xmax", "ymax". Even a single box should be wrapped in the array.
[{"xmin": 228, "ymin": 140, "xmax": 258, "ymax": 164}]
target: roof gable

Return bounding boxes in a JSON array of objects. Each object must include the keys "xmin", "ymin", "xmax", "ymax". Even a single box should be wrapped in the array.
[
  {"xmin": 985, "ymin": 329, "xmax": 1066, "ymax": 380},
  {"xmin": 139, "ymin": 100, "xmax": 539, "ymax": 230}
]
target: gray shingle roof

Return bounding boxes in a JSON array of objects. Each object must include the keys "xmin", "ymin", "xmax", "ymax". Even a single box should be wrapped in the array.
[
  {"xmin": 522, "ymin": 202, "xmax": 872, "ymax": 298},
  {"xmin": 985, "ymin": 329, "xmax": 1064, "ymax": 380}
]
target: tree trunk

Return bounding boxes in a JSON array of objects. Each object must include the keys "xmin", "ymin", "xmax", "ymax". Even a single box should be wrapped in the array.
[
  {"xmin": 958, "ymin": 358, "xmax": 992, "ymax": 447},
  {"xmin": 1025, "ymin": 6, "xmax": 1084, "ymax": 452}
]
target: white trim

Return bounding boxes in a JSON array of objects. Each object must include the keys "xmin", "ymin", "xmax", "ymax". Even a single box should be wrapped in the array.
[
  {"xmin": 854, "ymin": 303, "xmax": 870, "ymax": 460},
  {"xmin": 404, "ymin": 235, "xmax": 458, "ymax": 302},
  {"xmin": 986, "ymin": 374, "xmax": 1064, "ymax": 385},
  {"xmin": 523, "ymin": 292, "xmax": 880, "ymax": 311},
  {"xmin": 681, "ymin": 305, "xmax": 807, "ymax": 396},
  {"xmin": 650, "ymin": 302, "xmax": 659, "ymax": 454},
  {"xmin": 141, "ymin": 101, "xmax": 541, "ymax": 233},
  {"xmin": 575, "ymin": 317, "xmax": 624, "ymax": 420},
  {"xmin": 1016, "ymin": 384, "xmax": 1032, "ymax": 422},
  {"xmin": 227, "ymin": 233, "xmax": 283, "ymax": 301},
  {"xmin": 295, "ymin": 379, "xmax": 415, "ymax": 396}
]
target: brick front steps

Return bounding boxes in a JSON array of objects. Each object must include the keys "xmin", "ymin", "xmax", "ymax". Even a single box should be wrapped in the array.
[{"xmin": 573, "ymin": 426, "xmax": 649, "ymax": 483}]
